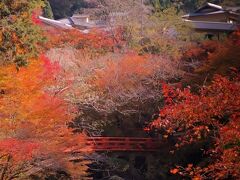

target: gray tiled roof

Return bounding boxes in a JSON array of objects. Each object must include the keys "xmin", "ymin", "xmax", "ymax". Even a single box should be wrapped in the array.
[{"xmin": 182, "ymin": 10, "xmax": 226, "ymax": 18}]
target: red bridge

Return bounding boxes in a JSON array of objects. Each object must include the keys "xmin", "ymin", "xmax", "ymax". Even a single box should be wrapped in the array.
[{"xmin": 68, "ymin": 137, "xmax": 162, "ymax": 152}]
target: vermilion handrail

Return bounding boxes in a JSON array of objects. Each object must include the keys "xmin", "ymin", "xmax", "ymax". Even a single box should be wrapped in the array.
[{"xmin": 70, "ymin": 137, "xmax": 162, "ymax": 152}]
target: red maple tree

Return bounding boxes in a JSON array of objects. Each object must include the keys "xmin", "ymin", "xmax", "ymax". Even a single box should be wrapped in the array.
[
  {"xmin": 0, "ymin": 55, "xmax": 89, "ymax": 179},
  {"xmin": 150, "ymin": 72, "xmax": 240, "ymax": 179}
]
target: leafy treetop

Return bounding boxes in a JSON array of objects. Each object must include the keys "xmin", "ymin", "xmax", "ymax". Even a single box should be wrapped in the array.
[{"xmin": 0, "ymin": 0, "xmax": 45, "ymax": 66}]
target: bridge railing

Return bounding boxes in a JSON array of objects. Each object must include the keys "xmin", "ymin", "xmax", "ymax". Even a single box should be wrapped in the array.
[{"xmin": 70, "ymin": 137, "xmax": 162, "ymax": 152}]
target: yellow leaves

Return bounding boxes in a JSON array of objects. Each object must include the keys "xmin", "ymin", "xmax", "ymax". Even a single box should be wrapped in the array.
[
  {"xmin": 10, "ymin": 33, "xmax": 27, "ymax": 56},
  {"xmin": 0, "ymin": 2, "xmax": 4, "ymax": 9},
  {"xmin": 10, "ymin": 0, "xmax": 28, "ymax": 10},
  {"xmin": 65, "ymin": 158, "xmax": 91, "ymax": 178},
  {"xmin": 16, "ymin": 44, "xmax": 25, "ymax": 55},
  {"xmin": 163, "ymin": 135, "xmax": 168, "ymax": 138},
  {"xmin": 193, "ymin": 176, "xmax": 202, "ymax": 180},
  {"xmin": 11, "ymin": 32, "xmax": 18, "ymax": 42},
  {"xmin": 0, "ymin": 63, "xmax": 38, "ymax": 135},
  {"xmin": 0, "ymin": 31, "xmax": 3, "ymax": 45},
  {"xmin": 21, "ymin": 11, "xmax": 29, "ymax": 18}
]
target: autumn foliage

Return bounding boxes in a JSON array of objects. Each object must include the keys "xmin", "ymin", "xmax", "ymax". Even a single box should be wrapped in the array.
[
  {"xmin": 0, "ymin": 0, "xmax": 45, "ymax": 66},
  {"xmin": 0, "ymin": 55, "xmax": 89, "ymax": 179},
  {"xmin": 0, "ymin": 139, "xmax": 39, "ymax": 161},
  {"xmin": 183, "ymin": 31, "xmax": 240, "ymax": 88},
  {"xmin": 94, "ymin": 53, "xmax": 153, "ymax": 91},
  {"xmin": 45, "ymin": 28, "xmax": 124, "ymax": 57},
  {"xmin": 0, "ymin": 55, "xmax": 65, "ymax": 135},
  {"xmin": 151, "ymin": 73, "xmax": 240, "ymax": 179},
  {"xmin": 93, "ymin": 53, "xmax": 182, "ymax": 95},
  {"xmin": 1, "ymin": 1, "xmax": 240, "ymax": 178}
]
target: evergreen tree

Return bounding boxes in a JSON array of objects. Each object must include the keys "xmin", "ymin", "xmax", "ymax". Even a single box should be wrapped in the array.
[
  {"xmin": 221, "ymin": 0, "xmax": 240, "ymax": 6},
  {"xmin": 0, "ymin": 0, "xmax": 45, "ymax": 66},
  {"xmin": 48, "ymin": 0, "xmax": 85, "ymax": 19},
  {"xmin": 43, "ymin": 0, "xmax": 54, "ymax": 19},
  {"xmin": 149, "ymin": 0, "xmax": 224, "ymax": 12}
]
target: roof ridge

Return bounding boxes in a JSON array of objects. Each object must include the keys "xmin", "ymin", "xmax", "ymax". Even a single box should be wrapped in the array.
[{"xmin": 206, "ymin": 2, "xmax": 223, "ymax": 10}]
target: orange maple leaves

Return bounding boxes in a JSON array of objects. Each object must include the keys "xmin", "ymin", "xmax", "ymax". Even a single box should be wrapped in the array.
[
  {"xmin": 0, "ymin": 54, "xmax": 91, "ymax": 178},
  {"xmin": 0, "ymin": 54, "xmax": 83, "ymax": 158},
  {"xmin": 0, "ymin": 55, "xmax": 67, "ymax": 135},
  {"xmin": 170, "ymin": 168, "xmax": 179, "ymax": 174},
  {"xmin": 45, "ymin": 28, "xmax": 118, "ymax": 55},
  {"xmin": 94, "ymin": 53, "xmax": 154, "ymax": 91},
  {"xmin": 0, "ymin": 139, "xmax": 39, "ymax": 162}
]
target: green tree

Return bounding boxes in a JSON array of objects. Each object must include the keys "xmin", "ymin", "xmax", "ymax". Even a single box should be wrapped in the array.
[
  {"xmin": 0, "ymin": 0, "xmax": 45, "ymax": 66},
  {"xmin": 43, "ymin": 0, "xmax": 54, "ymax": 19},
  {"xmin": 149, "ymin": 0, "xmax": 223, "ymax": 12},
  {"xmin": 48, "ymin": 0, "xmax": 85, "ymax": 19},
  {"xmin": 221, "ymin": 0, "xmax": 240, "ymax": 6},
  {"xmin": 150, "ymin": 0, "xmax": 172, "ymax": 12}
]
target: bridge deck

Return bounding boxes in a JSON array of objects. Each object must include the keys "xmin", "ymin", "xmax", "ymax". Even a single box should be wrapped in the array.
[{"xmin": 68, "ymin": 137, "xmax": 162, "ymax": 152}]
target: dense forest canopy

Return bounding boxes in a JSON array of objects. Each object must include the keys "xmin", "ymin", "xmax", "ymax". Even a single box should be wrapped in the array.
[
  {"xmin": 0, "ymin": 0, "xmax": 239, "ymax": 179},
  {"xmin": 47, "ymin": 0, "xmax": 240, "ymax": 19}
]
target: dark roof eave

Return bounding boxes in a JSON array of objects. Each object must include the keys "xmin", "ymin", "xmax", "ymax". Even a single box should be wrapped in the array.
[
  {"xmin": 185, "ymin": 20, "xmax": 239, "ymax": 31},
  {"xmin": 182, "ymin": 11, "xmax": 240, "ymax": 19},
  {"xmin": 194, "ymin": 2, "xmax": 223, "ymax": 13}
]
